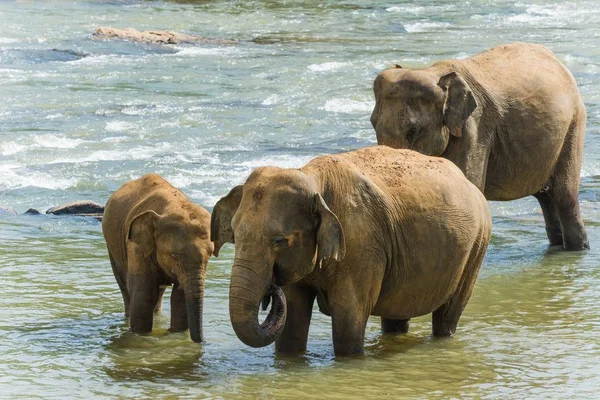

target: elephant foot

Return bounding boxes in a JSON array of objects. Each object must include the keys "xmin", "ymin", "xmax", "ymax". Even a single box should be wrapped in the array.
[
  {"xmin": 275, "ymin": 343, "xmax": 307, "ymax": 355},
  {"xmin": 333, "ymin": 342, "xmax": 366, "ymax": 357},
  {"xmin": 563, "ymin": 237, "xmax": 590, "ymax": 251},
  {"xmin": 546, "ymin": 225, "xmax": 563, "ymax": 246},
  {"xmin": 431, "ymin": 309, "xmax": 458, "ymax": 337},
  {"xmin": 560, "ymin": 217, "xmax": 589, "ymax": 251},
  {"xmin": 381, "ymin": 318, "xmax": 410, "ymax": 334},
  {"xmin": 548, "ymin": 237, "xmax": 564, "ymax": 247}
]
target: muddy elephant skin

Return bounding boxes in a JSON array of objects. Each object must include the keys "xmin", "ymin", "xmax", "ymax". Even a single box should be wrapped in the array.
[
  {"xmin": 212, "ymin": 146, "xmax": 491, "ymax": 356},
  {"xmin": 102, "ymin": 174, "xmax": 213, "ymax": 343},
  {"xmin": 371, "ymin": 42, "xmax": 588, "ymax": 250}
]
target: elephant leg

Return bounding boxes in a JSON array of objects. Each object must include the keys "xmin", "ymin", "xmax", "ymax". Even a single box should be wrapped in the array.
[
  {"xmin": 381, "ymin": 318, "xmax": 410, "ymax": 334},
  {"xmin": 109, "ymin": 251, "xmax": 130, "ymax": 316},
  {"xmin": 550, "ymin": 118, "xmax": 589, "ymax": 250},
  {"xmin": 331, "ymin": 307, "xmax": 368, "ymax": 357},
  {"xmin": 533, "ymin": 190, "xmax": 563, "ymax": 246},
  {"xmin": 128, "ymin": 274, "xmax": 160, "ymax": 334},
  {"xmin": 329, "ymin": 286, "xmax": 369, "ymax": 357},
  {"xmin": 432, "ymin": 238, "xmax": 486, "ymax": 336},
  {"xmin": 169, "ymin": 284, "xmax": 188, "ymax": 332},
  {"xmin": 154, "ymin": 286, "xmax": 167, "ymax": 314},
  {"xmin": 553, "ymin": 187, "xmax": 588, "ymax": 250},
  {"xmin": 275, "ymin": 284, "xmax": 316, "ymax": 354}
]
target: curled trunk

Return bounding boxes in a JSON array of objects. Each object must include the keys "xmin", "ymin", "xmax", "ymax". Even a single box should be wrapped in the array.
[{"xmin": 229, "ymin": 261, "xmax": 287, "ymax": 348}]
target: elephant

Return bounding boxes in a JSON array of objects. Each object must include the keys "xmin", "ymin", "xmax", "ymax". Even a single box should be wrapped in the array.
[
  {"xmin": 211, "ymin": 146, "xmax": 491, "ymax": 356},
  {"xmin": 102, "ymin": 173, "xmax": 213, "ymax": 343},
  {"xmin": 370, "ymin": 42, "xmax": 588, "ymax": 250}
]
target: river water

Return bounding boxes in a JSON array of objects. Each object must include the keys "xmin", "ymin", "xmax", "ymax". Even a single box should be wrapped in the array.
[{"xmin": 1, "ymin": 0, "xmax": 599, "ymax": 398}]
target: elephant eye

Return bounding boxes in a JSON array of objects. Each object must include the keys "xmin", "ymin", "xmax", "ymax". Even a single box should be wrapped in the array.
[
  {"xmin": 406, "ymin": 126, "xmax": 419, "ymax": 143},
  {"xmin": 273, "ymin": 237, "xmax": 288, "ymax": 246}
]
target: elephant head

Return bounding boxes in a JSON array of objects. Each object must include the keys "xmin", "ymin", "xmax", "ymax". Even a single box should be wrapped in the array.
[
  {"xmin": 211, "ymin": 168, "xmax": 345, "ymax": 348},
  {"xmin": 371, "ymin": 66, "xmax": 477, "ymax": 156},
  {"xmin": 127, "ymin": 207, "xmax": 212, "ymax": 343}
]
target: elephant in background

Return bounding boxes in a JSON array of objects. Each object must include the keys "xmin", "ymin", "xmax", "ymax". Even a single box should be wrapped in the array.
[
  {"xmin": 212, "ymin": 146, "xmax": 491, "ymax": 356},
  {"xmin": 371, "ymin": 42, "xmax": 588, "ymax": 250},
  {"xmin": 102, "ymin": 173, "xmax": 213, "ymax": 343}
]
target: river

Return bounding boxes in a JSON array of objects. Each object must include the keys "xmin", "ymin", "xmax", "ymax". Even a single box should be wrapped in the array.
[{"xmin": 1, "ymin": 0, "xmax": 599, "ymax": 398}]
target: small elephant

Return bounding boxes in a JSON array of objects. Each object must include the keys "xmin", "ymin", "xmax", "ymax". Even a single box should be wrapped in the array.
[
  {"xmin": 212, "ymin": 146, "xmax": 491, "ymax": 356},
  {"xmin": 371, "ymin": 42, "xmax": 588, "ymax": 250},
  {"xmin": 102, "ymin": 174, "xmax": 213, "ymax": 343}
]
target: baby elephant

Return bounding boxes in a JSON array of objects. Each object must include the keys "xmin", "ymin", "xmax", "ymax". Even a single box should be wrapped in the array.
[
  {"xmin": 212, "ymin": 146, "xmax": 491, "ymax": 356},
  {"xmin": 102, "ymin": 174, "xmax": 213, "ymax": 343}
]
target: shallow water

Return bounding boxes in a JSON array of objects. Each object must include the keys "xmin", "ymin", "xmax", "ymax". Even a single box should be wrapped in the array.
[{"xmin": 1, "ymin": 0, "xmax": 600, "ymax": 398}]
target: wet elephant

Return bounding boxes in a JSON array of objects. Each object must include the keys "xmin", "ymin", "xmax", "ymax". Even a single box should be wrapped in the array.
[
  {"xmin": 102, "ymin": 173, "xmax": 213, "ymax": 343},
  {"xmin": 371, "ymin": 42, "xmax": 588, "ymax": 250},
  {"xmin": 212, "ymin": 146, "xmax": 491, "ymax": 356}
]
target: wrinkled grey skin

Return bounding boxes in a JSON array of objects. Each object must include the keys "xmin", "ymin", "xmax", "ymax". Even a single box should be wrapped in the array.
[
  {"xmin": 371, "ymin": 42, "xmax": 588, "ymax": 250},
  {"xmin": 212, "ymin": 146, "xmax": 491, "ymax": 356}
]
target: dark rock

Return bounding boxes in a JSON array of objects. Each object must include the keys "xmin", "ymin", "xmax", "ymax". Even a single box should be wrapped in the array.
[
  {"xmin": 46, "ymin": 200, "xmax": 104, "ymax": 217},
  {"xmin": 2, "ymin": 48, "xmax": 86, "ymax": 65},
  {"xmin": 24, "ymin": 208, "xmax": 41, "ymax": 215}
]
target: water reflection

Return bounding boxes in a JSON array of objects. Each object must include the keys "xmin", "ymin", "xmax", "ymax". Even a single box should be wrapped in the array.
[
  {"xmin": 103, "ymin": 330, "xmax": 205, "ymax": 381},
  {"xmin": 365, "ymin": 331, "xmax": 429, "ymax": 357},
  {"xmin": 472, "ymin": 239, "xmax": 587, "ymax": 328},
  {"xmin": 227, "ymin": 333, "xmax": 496, "ymax": 399}
]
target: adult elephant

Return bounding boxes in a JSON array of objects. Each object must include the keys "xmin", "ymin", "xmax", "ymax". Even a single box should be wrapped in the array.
[
  {"xmin": 212, "ymin": 146, "xmax": 491, "ymax": 356},
  {"xmin": 370, "ymin": 42, "xmax": 588, "ymax": 250},
  {"xmin": 102, "ymin": 173, "xmax": 213, "ymax": 343}
]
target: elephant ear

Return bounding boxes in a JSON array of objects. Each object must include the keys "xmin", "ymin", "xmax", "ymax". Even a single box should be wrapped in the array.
[
  {"xmin": 314, "ymin": 194, "xmax": 346, "ymax": 266},
  {"xmin": 437, "ymin": 72, "xmax": 477, "ymax": 138},
  {"xmin": 210, "ymin": 185, "xmax": 243, "ymax": 257},
  {"xmin": 126, "ymin": 210, "xmax": 160, "ymax": 272}
]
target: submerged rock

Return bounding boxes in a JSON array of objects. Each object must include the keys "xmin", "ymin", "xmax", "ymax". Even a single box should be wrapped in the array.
[
  {"xmin": 46, "ymin": 200, "xmax": 104, "ymax": 219},
  {"xmin": 2, "ymin": 48, "xmax": 87, "ymax": 65},
  {"xmin": 24, "ymin": 208, "xmax": 41, "ymax": 215},
  {"xmin": 94, "ymin": 27, "xmax": 237, "ymax": 45}
]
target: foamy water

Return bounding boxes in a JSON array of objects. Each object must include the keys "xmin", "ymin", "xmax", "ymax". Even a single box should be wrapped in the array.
[
  {"xmin": 307, "ymin": 61, "xmax": 349, "ymax": 72},
  {"xmin": 322, "ymin": 98, "xmax": 373, "ymax": 113}
]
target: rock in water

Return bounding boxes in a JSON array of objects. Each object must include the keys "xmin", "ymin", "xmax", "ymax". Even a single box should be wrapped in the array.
[
  {"xmin": 46, "ymin": 200, "xmax": 104, "ymax": 218},
  {"xmin": 94, "ymin": 27, "xmax": 237, "ymax": 45}
]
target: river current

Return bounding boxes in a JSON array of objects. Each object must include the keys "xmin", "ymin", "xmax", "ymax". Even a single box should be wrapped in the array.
[{"xmin": 1, "ymin": 1, "xmax": 600, "ymax": 398}]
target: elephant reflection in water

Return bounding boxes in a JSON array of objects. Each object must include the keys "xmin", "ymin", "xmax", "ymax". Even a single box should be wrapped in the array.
[{"xmin": 103, "ymin": 329, "xmax": 204, "ymax": 381}]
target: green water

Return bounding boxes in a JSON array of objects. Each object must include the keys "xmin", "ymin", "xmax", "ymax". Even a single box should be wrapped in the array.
[{"xmin": 1, "ymin": 0, "xmax": 600, "ymax": 398}]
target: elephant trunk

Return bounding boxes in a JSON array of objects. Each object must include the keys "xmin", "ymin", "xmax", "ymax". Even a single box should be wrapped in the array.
[
  {"xmin": 229, "ymin": 259, "xmax": 287, "ymax": 348},
  {"xmin": 183, "ymin": 271, "xmax": 205, "ymax": 343}
]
